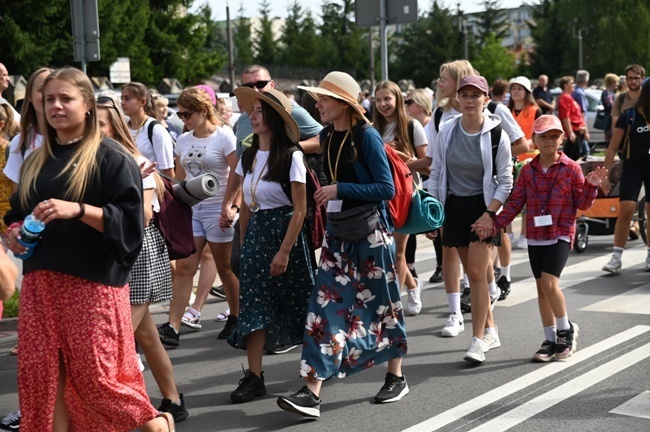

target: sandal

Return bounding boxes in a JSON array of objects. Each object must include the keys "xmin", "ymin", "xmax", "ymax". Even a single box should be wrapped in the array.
[
  {"xmin": 157, "ymin": 412, "xmax": 175, "ymax": 432},
  {"xmin": 9, "ymin": 345, "xmax": 18, "ymax": 356},
  {"xmin": 215, "ymin": 308, "xmax": 230, "ymax": 322},
  {"xmin": 180, "ymin": 308, "xmax": 202, "ymax": 330}
]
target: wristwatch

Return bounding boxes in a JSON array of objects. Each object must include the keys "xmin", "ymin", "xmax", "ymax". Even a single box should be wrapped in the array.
[
  {"xmin": 484, "ymin": 210, "xmax": 496, "ymax": 220},
  {"xmin": 231, "ymin": 204, "xmax": 240, "ymax": 213}
]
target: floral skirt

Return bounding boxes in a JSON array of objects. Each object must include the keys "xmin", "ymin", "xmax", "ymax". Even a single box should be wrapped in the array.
[
  {"xmin": 17, "ymin": 270, "xmax": 158, "ymax": 432},
  {"xmin": 300, "ymin": 219, "xmax": 407, "ymax": 382},
  {"xmin": 228, "ymin": 206, "xmax": 314, "ymax": 351}
]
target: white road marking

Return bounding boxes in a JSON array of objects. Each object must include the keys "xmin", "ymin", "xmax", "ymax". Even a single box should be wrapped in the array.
[
  {"xmin": 468, "ymin": 343, "xmax": 650, "ymax": 431},
  {"xmin": 610, "ymin": 391, "xmax": 650, "ymax": 420},
  {"xmin": 401, "ymin": 325, "xmax": 650, "ymax": 432},
  {"xmin": 580, "ymin": 284, "xmax": 650, "ymax": 315},
  {"xmin": 499, "ymin": 246, "xmax": 648, "ymax": 307}
]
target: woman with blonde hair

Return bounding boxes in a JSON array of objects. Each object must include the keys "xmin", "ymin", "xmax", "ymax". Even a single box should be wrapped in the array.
[
  {"xmin": 0, "ymin": 103, "xmax": 19, "ymax": 234},
  {"xmin": 97, "ymin": 96, "xmax": 189, "ymax": 422},
  {"xmin": 153, "ymin": 95, "xmax": 180, "ymax": 141},
  {"xmin": 372, "ymin": 80, "xmax": 427, "ymax": 316},
  {"xmin": 277, "ymin": 72, "xmax": 407, "ymax": 418},
  {"xmin": 4, "ymin": 67, "xmax": 174, "ymax": 431},
  {"xmin": 157, "ymin": 87, "xmax": 240, "ymax": 346},
  {"xmin": 601, "ymin": 73, "xmax": 619, "ymax": 143},
  {"xmin": 4, "ymin": 68, "xmax": 53, "ymax": 188}
]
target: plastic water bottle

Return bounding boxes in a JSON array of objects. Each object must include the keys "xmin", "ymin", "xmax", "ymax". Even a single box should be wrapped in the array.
[{"xmin": 16, "ymin": 213, "xmax": 46, "ymax": 260}]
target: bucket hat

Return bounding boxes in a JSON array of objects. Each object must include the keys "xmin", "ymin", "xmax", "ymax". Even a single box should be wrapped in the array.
[
  {"xmin": 234, "ymin": 87, "xmax": 300, "ymax": 144},
  {"xmin": 298, "ymin": 71, "xmax": 368, "ymax": 122},
  {"xmin": 508, "ymin": 76, "xmax": 532, "ymax": 93}
]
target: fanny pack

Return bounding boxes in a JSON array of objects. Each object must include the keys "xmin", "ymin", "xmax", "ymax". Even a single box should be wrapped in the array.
[{"xmin": 328, "ymin": 203, "xmax": 378, "ymax": 242}]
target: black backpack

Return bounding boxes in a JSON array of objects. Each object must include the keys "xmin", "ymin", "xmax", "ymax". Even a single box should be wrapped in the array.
[{"xmin": 433, "ymin": 102, "xmax": 502, "ymax": 176}]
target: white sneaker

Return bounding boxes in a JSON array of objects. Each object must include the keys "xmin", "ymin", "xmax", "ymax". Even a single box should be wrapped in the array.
[
  {"xmin": 406, "ymin": 278, "xmax": 423, "ymax": 316},
  {"xmin": 602, "ymin": 254, "xmax": 622, "ymax": 274},
  {"xmin": 441, "ymin": 312, "xmax": 464, "ymax": 337},
  {"xmin": 483, "ymin": 327, "xmax": 501, "ymax": 352},
  {"xmin": 516, "ymin": 236, "xmax": 528, "ymax": 249},
  {"xmin": 464, "ymin": 337, "xmax": 486, "ymax": 363},
  {"xmin": 645, "ymin": 256, "xmax": 650, "ymax": 272},
  {"xmin": 136, "ymin": 353, "xmax": 145, "ymax": 372}
]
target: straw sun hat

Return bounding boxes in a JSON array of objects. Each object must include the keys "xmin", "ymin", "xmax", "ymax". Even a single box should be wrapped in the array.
[
  {"xmin": 298, "ymin": 71, "xmax": 368, "ymax": 123},
  {"xmin": 233, "ymin": 87, "xmax": 300, "ymax": 143}
]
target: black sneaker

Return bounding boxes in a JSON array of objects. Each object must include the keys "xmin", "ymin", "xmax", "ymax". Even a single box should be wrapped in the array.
[
  {"xmin": 277, "ymin": 386, "xmax": 321, "ymax": 418},
  {"xmin": 0, "ymin": 410, "xmax": 20, "ymax": 431},
  {"xmin": 429, "ymin": 267, "xmax": 443, "ymax": 283},
  {"xmin": 158, "ymin": 393, "xmax": 189, "ymax": 423},
  {"xmin": 375, "ymin": 373, "xmax": 409, "ymax": 403},
  {"xmin": 218, "ymin": 315, "xmax": 238, "ymax": 340},
  {"xmin": 209, "ymin": 285, "xmax": 227, "ymax": 299},
  {"xmin": 460, "ymin": 285, "xmax": 471, "ymax": 313},
  {"xmin": 158, "ymin": 322, "xmax": 180, "ymax": 347},
  {"xmin": 532, "ymin": 340, "xmax": 557, "ymax": 363},
  {"xmin": 556, "ymin": 322, "xmax": 579, "ymax": 360},
  {"xmin": 497, "ymin": 276, "xmax": 511, "ymax": 301},
  {"xmin": 231, "ymin": 369, "xmax": 266, "ymax": 403}
]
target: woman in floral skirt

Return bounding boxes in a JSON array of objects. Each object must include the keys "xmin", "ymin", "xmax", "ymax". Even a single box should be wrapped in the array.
[
  {"xmin": 277, "ymin": 71, "xmax": 408, "ymax": 419},
  {"xmin": 221, "ymin": 87, "xmax": 314, "ymax": 404}
]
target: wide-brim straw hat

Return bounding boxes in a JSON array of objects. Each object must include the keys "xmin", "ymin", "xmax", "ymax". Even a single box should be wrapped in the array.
[
  {"xmin": 234, "ymin": 87, "xmax": 300, "ymax": 144},
  {"xmin": 298, "ymin": 71, "xmax": 369, "ymax": 123}
]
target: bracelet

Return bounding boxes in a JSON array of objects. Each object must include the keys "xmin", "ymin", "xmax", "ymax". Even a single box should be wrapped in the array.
[
  {"xmin": 231, "ymin": 204, "xmax": 240, "ymax": 213},
  {"xmin": 75, "ymin": 203, "xmax": 86, "ymax": 219},
  {"xmin": 5, "ymin": 221, "xmax": 22, "ymax": 238},
  {"xmin": 484, "ymin": 210, "xmax": 496, "ymax": 220}
]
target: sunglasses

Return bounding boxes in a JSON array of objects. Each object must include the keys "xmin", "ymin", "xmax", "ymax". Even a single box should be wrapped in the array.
[
  {"xmin": 176, "ymin": 110, "xmax": 195, "ymax": 120},
  {"xmin": 97, "ymin": 96, "xmax": 118, "ymax": 110},
  {"xmin": 404, "ymin": 99, "xmax": 416, "ymax": 106},
  {"xmin": 242, "ymin": 80, "xmax": 271, "ymax": 90}
]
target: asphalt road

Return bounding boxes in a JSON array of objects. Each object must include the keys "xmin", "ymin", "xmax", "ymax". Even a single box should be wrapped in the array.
[{"xmin": 1, "ymin": 231, "xmax": 649, "ymax": 432}]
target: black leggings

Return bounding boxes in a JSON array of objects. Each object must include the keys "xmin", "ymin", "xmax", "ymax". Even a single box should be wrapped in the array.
[
  {"xmin": 406, "ymin": 234, "xmax": 417, "ymax": 263},
  {"xmin": 527, "ymin": 240, "xmax": 571, "ymax": 279},
  {"xmin": 433, "ymin": 230, "xmax": 443, "ymax": 267}
]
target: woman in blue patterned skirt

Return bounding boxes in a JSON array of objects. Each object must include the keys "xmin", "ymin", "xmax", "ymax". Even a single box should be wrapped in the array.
[
  {"xmin": 222, "ymin": 87, "xmax": 314, "ymax": 404},
  {"xmin": 277, "ymin": 71, "xmax": 408, "ymax": 419}
]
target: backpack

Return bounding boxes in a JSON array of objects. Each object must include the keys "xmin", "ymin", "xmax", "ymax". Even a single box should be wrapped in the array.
[
  {"xmin": 147, "ymin": 119, "xmax": 176, "ymax": 147},
  {"xmin": 352, "ymin": 123, "xmax": 414, "ymax": 229},
  {"xmin": 152, "ymin": 174, "xmax": 197, "ymax": 260},
  {"xmin": 280, "ymin": 145, "xmax": 327, "ymax": 249},
  {"xmin": 619, "ymin": 108, "xmax": 637, "ymax": 160},
  {"xmin": 433, "ymin": 103, "xmax": 502, "ymax": 176}
]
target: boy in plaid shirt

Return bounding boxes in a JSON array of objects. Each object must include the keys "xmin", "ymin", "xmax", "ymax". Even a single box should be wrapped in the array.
[{"xmin": 474, "ymin": 115, "xmax": 607, "ymax": 361}]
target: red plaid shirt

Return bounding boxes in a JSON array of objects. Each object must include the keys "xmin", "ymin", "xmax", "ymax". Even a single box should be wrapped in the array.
[{"xmin": 494, "ymin": 152, "xmax": 598, "ymax": 244}]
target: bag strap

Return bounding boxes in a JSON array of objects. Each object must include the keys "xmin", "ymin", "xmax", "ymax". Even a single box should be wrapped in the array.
[
  {"xmin": 147, "ymin": 119, "xmax": 161, "ymax": 146},
  {"xmin": 490, "ymin": 124, "xmax": 502, "ymax": 176},
  {"xmin": 486, "ymin": 100, "xmax": 499, "ymax": 114},
  {"xmin": 433, "ymin": 107, "xmax": 443, "ymax": 133},
  {"xmin": 408, "ymin": 119, "xmax": 415, "ymax": 154},
  {"xmin": 618, "ymin": 91, "xmax": 627, "ymax": 114}
]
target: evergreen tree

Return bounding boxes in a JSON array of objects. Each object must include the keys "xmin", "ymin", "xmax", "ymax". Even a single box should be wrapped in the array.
[
  {"xmin": 476, "ymin": 0, "xmax": 509, "ymax": 46},
  {"xmin": 528, "ymin": 0, "xmax": 568, "ymax": 80},
  {"xmin": 277, "ymin": 1, "xmax": 304, "ymax": 66},
  {"xmin": 234, "ymin": 3, "xmax": 254, "ymax": 67},
  {"xmin": 253, "ymin": 0, "xmax": 276, "ymax": 65},
  {"xmin": 319, "ymin": 0, "xmax": 366, "ymax": 75}
]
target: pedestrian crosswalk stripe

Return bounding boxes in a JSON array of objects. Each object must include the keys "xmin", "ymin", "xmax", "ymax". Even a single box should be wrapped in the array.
[
  {"xmin": 581, "ymin": 284, "xmax": 650, "ymax": 315},
  {"xmin": 610, "ymin": 391, "xmax": 650, "ymax": 420},
  {"xmin": 401, "ymin": 325, "xmax": 650, "ymax": 432}
]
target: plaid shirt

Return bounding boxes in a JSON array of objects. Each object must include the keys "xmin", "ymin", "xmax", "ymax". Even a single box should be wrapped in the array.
[{"xmin": 494, "ymin": 152, "xmax": 598, "ymax": 244}]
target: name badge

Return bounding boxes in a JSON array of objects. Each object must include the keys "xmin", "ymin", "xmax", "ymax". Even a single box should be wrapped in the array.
[
  {"xmin": 534, "ymin": 214, "xmax": 553, "ymax": 227},
  {"xmin": 327, "ymin": 200, "xmax": 343, "ymax": 213}
]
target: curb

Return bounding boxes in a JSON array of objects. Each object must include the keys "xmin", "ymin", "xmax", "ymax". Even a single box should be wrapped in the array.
[{"xmin": 0, "ymin": 317, "xmax": 18, "ymax": 331}]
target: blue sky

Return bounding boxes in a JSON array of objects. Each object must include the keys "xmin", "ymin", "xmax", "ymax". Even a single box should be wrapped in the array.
[{"xmin": 196, "ymin": 0, "xmax": 529, "ymax": 21}]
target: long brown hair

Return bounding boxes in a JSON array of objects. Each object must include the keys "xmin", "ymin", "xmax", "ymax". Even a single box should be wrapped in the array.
[
  {"xmin": 373, "ymin": 80, "xmax": 413, "ymax": 157},
  {"xmin": 17, "ymin": 68, "xmax": 53, "ymax": 154},
  {"xmin": 0, "ymin": 103, "xmax": 19, "ymax": 141},
  {"xmin": 122, "ymin": 82, "xmax": 157, "ymax": 119},
  {"xmin": 19, "ymin": 68, "xmax": 101, "ymax": 208}
]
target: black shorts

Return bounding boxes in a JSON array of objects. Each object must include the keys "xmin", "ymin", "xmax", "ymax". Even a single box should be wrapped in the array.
[
  {"xmin": 619, "ymin": 159, "xmax": 650, "ymax": 202},
  {"xmin": 442, "ymin": 194, "xmax": 501, "ymax": 248},
  {"xmin": 527, "ymin": 240, "xmax": 571, "ymax": 279}
]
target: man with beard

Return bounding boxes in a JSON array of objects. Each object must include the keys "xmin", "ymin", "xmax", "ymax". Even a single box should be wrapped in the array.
[{"xmin": 612, "ymin": 64, "xmax": 646, "ymax": 126}]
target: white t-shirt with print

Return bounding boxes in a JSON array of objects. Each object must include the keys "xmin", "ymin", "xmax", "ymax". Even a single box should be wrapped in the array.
[
  {"xmin": 235, "ymin": 150, "xmax": 306, "ymax": 211},
  {"xmin": 175, "ymin": 126, "xmax": 236, "ymax": 207},
  {"xmin": 130, "ymin": 117, "xmax": 175, "ymax": 170},
  {"xmin": 4, "ymin": 131, "xmax": 43, "ymax": 183}
]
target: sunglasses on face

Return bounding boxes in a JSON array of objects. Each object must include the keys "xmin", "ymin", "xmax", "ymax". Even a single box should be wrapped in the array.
[
  {"xmin": 404, "ymin": 99, "xmax": 416, "ymax": 106},
  {"xmin": 176, "ymin": 110, "xmax": 195, "ymax": 120},
  {"xmin": 242, "ymin": 80, "xmax": 271, "ymax": 90},
  {"xmin": 97, "ymin": 96, "xmax": 118, "ymax": 110}
]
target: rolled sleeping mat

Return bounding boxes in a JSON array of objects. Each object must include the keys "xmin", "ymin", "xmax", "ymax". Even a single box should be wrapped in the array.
[{"xmin": 172, "ymin": 173, "xmax": 219, "ymax": 206}]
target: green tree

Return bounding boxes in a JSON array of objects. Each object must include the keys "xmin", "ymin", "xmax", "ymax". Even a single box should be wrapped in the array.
[
  {"xmin": 318, "ymin": 0, "xmax": 367, "ymax": 75},
  {"xmin": 233, "ymin": 3, "xmax": 254, "ymax": 66},
  {"xmin": 277, "ymin": 1, "xmax": 303, "ymax": 66},
  {"xmin": 472, "ymin": 33, "xmax": 515, "ymax": 83},
  {"xmin": 391, "ymin": 1, "xmax": 464, "ymax": 87},
  {"xmin": 476, "ymin": 0, "xmax": 509, "ymax": 46},
  {"xmin": 253, "ymin": 0, "xmax": 276, "ymax": 65},
  {"xmin": 528, "ymin": 0, "xmax": 570, "ymax": 80}
]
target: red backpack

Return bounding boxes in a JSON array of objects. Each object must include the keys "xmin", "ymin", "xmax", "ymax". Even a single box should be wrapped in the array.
[{"xmin": 353, "ymin": 124, "xmax": 413, "ymax": 229}]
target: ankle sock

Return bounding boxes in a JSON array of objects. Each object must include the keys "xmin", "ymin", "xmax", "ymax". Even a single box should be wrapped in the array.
[
  {"xmin": 447, "ymin": 292, "xmax": 461, "ymax": 316},
  {"xmin": 488, "ymin": 279, "xmax": 499, "ymax": 298},
  {"xmin": 463, "ymin": 274, "xmax": 469, "ymax": 287},
  {"xmin": 485, "ymin": 327, "xmax": 497, "ymax": 336},
  {"xmin": 544, "ymin": 325, "xmax": 557, "ymax": 342},
  {"xmin": 556, "ymin": 315, "xmax": 570, "ymax": 331},
  {"xmin": 613, "ymin": 246, "xmax": 624, "ymax": 258},
  {"xmin": 500, "ymin": 265, "xmax": 511, "ymax": 281}
]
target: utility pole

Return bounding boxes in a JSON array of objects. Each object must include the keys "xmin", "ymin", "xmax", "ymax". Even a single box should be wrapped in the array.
[
  {"xmin": 572, "ymin": 20, "xmax": 584, "ymax": 70},
  {"xmin": 226, "ymin": 2, "xmax": 236, "ymax": 91},
  {"xmin": 369, "ymin": 27, "xmax": 376, "ymax": 93},
  {"xmin": 379, "ymin": 0, "xmax": 388, "ymax": 81}
]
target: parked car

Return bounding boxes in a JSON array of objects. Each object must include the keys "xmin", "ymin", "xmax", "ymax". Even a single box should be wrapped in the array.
[{"xmin": 550, "ymin": 87, "xmax": 605, "ymax": 145}]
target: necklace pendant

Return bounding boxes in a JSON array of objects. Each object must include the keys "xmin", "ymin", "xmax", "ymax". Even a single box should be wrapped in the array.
[{"xmin": 249, "ymin": 202, "xmax": 260, "ymax": 213}]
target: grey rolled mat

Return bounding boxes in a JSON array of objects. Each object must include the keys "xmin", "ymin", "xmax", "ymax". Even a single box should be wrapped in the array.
[{"xmin": 172, "ymin": 173, "xmax": 219, "ymax": 206}]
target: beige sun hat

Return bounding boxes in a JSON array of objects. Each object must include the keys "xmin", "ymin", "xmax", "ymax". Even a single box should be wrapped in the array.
[
  {"xmin": 298, "ymin": 71, "xmax": 368, "ymax": 123},
  {"xmin": 234, "ymin": 87, "xmax": 300, "ymax": 143}
]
